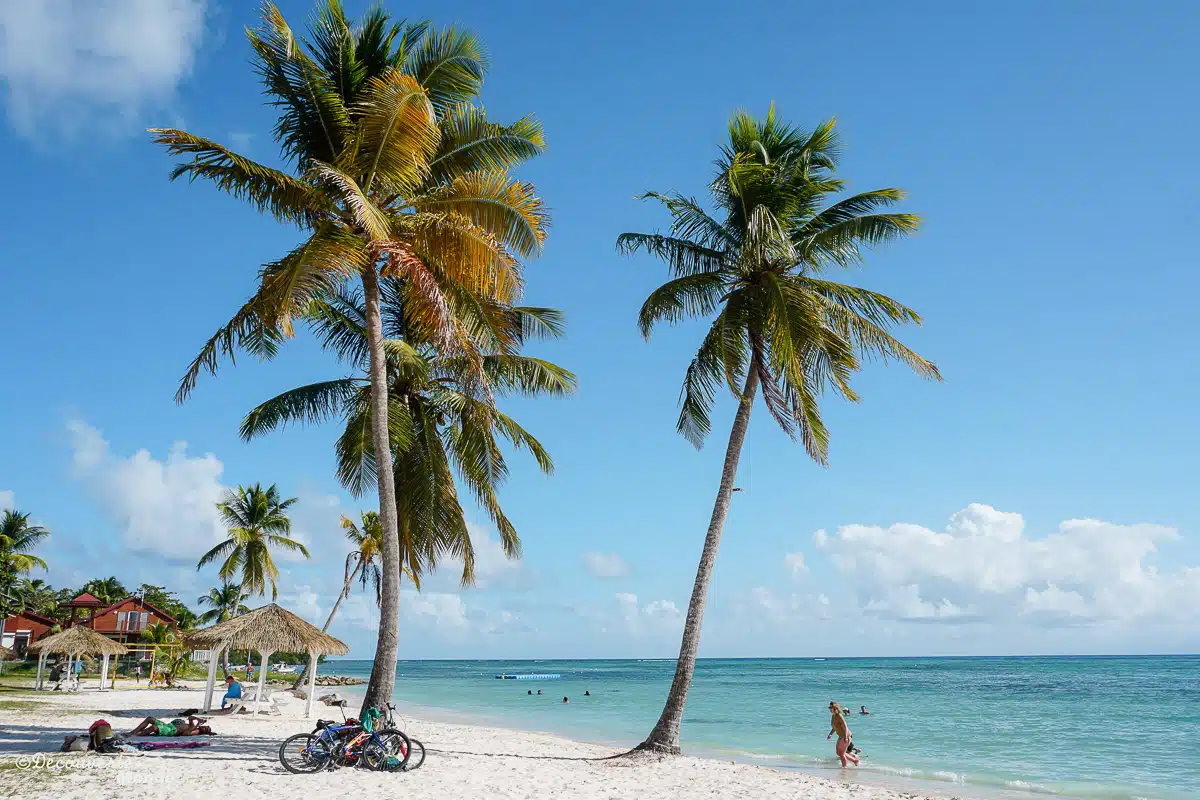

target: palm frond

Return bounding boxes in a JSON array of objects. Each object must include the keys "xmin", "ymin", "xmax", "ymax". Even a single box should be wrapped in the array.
[
  {"xmin": 149, "ymin": 128, "xmax": 325, "ymax": 226},
  {"xmin": 240, "ymin": 378, "xmax": 361, "ymax": 440}
]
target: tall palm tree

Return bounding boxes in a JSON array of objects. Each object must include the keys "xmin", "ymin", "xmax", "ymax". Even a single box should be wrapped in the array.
[
  {"xmin": 292, "ymin": 511, "xmax": 388, "ymax": 689},
  {"xmin": 240, "ymin": 282, "xmax": 574, "ymax": 588},
  {"xmin": 197, "ymin": 582, "xmax": 250, "ymax": 673},
  {"xmin": 152, "ymin": 1, "xmax": 548, "ymax": 711},
  {"xmin": 197, "ymin": 484, "xmax": 309, "ymax": 600},
  {"xmin": 617, "ymin": 108, "xmax": 941, "ymax": 754}
]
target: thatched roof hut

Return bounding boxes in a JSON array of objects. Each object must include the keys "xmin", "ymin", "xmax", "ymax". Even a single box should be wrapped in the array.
[
  {"xmin": 186, "ymin": 603, "xmax": 349, "ymax": 656},
  {"xmin": 0, "ymin": 645, "xmax": 15, "ymax": 660},
  {"xmin": 28, "ymin": 625, "xmax": 129, "ymax": 657},
  {"xmin": 190, "ymin": 604, "xmax": 348, "ymax": 717}
]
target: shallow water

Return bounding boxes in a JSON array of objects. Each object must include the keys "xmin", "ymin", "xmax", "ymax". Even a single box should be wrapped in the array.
[{"xmin": 325, "ymin": 655, "xmax": 1199, "ymax": 799}]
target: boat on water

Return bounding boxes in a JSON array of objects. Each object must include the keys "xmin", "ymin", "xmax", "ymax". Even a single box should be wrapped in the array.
[{"xmin": 272, "ymin": 663, "xmax": 299, "ymax": 673}]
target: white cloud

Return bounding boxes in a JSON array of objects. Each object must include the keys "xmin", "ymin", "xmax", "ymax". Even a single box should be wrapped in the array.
[
  {"xmin": 67, "ymin": 419, "xmax": 226, "ymax": 561},
  {"xmin": 584, "ymin": 551, "xmax": 631, "ymax": 579},
  {"xmin": 740, "ymin": 587, "xmax": 831, "ymax": 623},
  {"xmin": 816, "ymin": 503, "xmax": 1199, "ymax": 627},
  {"xmin": 784, "ymin": 551, "xmax": 808, "ymax": 577},
  {"xmin": 404, "ymin": 591, "xmax": 469, "ymax": 630},
  {"xmin": 0, "ymin": 0, "xmax": 207, "ymax": 137},
  {"xmin": 0, "ymin": 489, "xmax": 13, "ymax": 510},
  {"xmin": 277, "ymin": 584, "xmax": 324, "ymax": 625},
  {"xmin": 613, "ymin": 592, "xmax": 681, "ymax": 635}
]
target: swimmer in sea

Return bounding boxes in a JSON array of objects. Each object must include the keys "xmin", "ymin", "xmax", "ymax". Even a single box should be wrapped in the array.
[
  {"xmin": 860, "ymin": 705, "xmax": 870, "ymax": 715},
  {"xmin": 584, "ymin": 691, "xmax": 591, "ymax": 696},
  {"xmin": 563, "ymin": 696, "xmax": 569, "ymax": 703}
]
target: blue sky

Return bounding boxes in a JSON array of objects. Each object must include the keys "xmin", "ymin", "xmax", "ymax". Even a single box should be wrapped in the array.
[{"xmin": 1, "ymin": 1, "xmax": 1197, "ymax": 659}]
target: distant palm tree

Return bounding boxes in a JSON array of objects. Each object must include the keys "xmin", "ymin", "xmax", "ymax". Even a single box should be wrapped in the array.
[
  {"xmin": 139, "ymin": 622, "xmax": 175, "ymax": 645},
  {"xmin": 80, "ymin": 576, "xmax": 128, "ymax": 606},
  {"xmin": 15, "ymin": 578, "xmax": 57, "ymax": 617},
  {"xmin": 197, "ymin": 582, "xmax": 250, "ymax": 673},
  {"xmin": 617, "ymin": 109, "xmax": 941, "ymax": 754},
  {"xmin": 292, "ymin": 511, "xmax": 389, "ymax": 690},
  {"xmin": 0, "ymin": 511, "xmax": 49, "ymax": 628},
  {"xmin": 197, "ymin": 484, "xmax": 308, "ymax": 600}
]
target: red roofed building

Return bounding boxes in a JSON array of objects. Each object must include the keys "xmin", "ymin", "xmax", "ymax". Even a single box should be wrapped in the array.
[
  {"xmin": 0, "ymin": 610, "xmax": 57, "ymax": 657},
  {"xmin": 88, "ymin": 597, "xmax": 178, "ymax": 644}
]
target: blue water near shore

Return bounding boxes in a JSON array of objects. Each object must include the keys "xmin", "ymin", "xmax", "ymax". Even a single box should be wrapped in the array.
[{"xmin": 324, "ymin": 655, "xmax": 1198, "ymax": 800}]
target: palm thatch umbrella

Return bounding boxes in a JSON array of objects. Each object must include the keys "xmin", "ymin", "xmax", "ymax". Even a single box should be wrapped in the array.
[
  {"xmin": 186, "ymin": 604, "xmax": 349, "ymax": 717},
  {"xmin": 29, "ymin": 626, "xmax": 128, "ymax": 691},
  {"xmin": 0, "ymin": 645, "xmax": 14, "ymax": 660}
]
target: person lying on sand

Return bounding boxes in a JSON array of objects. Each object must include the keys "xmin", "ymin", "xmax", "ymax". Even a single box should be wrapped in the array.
[{"xmin": 129, "ymin": 715, "xmax": 214, "ymax": 737}]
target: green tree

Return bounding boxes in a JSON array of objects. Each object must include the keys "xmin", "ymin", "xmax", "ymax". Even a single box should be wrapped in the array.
[
  {"xmin": 197, "ymin": 484, "xmax": 308, "ymax": 600},
  {"xmin": 80, "ymin": 576, "xmax": 128, "ymax": 606},
  {"xmin": 15, "ymin": 578, "xmax": 57, "ymax": 617},
  {"xmin": 240, "ymin": 283, "xmax": 573, "ymax": 586},
  {"xmin": 0, "ymin": 510, "xmax": 50, "ymax": 628},
  {"xmin": 153, "ymin": 1, "xmax": 549, "ymax": 711},
  {"xmin": 197, "ymin": 582, "xmax": 249, "ymax": 673},
  {"xmin": 617, "ymin": 109, "xmax": 941, "ymax": 753},
  {"xmin": 139, "ymin": 622, "xmax": 176, "ymax": 645}
]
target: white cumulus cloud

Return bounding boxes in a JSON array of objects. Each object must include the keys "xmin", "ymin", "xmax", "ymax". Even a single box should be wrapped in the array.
[
  {"xmin": 613, "ymin": 592, "xmax": 681, "ymax": 635},
  {"xmin": 0, "ymin": 0, "xmax": 207, "ymax": 137},
  {"xmin": 68, "ymin": 418, "xmax": 226, "ymax": 561},
  {"xmin": 584, "ymin": 551, "xmax": 631, "ymax": 578},
  {"xmin": 816, "ymin": 503, "xmax": 1199, "ymax": 627},
  {"xmin": 784, "ymin": 551, "xmax": 808, "ymax": 577}
]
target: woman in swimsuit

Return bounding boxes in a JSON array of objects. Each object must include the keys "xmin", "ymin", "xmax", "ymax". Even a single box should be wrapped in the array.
[
  {"xmin": 826, "ymin": 701, "xmax": 860, "ymax": 767},
  {"xmin": 129, "ymin": 715, "xmax": 213, "ymax": 737}
]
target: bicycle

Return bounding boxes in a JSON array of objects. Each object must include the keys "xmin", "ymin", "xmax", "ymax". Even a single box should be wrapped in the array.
[
  {"xmin": 374, "ymin": 703, "xmax": 426, "ymax": 772},
  {"xmin": 278, "ymin": 701, "xmax": 411, "ymax": 774}
]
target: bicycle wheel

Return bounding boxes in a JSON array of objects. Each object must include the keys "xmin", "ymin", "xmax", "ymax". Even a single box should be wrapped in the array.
[
  {"xmin": 403, "ymin": 738, "xmax": 426, "ymax": 771},
  {"xmin": 279, "ymin": 733, "xmax": 333, "ymax": 774},
  {"xmin": 363, "ymin": 728, "xmax": 411, "ymax": 771}
]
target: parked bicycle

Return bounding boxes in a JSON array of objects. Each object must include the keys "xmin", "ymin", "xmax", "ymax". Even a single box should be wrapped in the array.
[
  {"xmin": 376, "ymin": 703, "xmax": 426, "ymax": 772},
  {"xmin": 278, "ymin": 700, "xmax": 412, "ymax": 774}
]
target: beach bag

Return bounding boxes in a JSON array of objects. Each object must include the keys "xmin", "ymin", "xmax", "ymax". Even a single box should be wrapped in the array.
[{"xmin": 361, "ymin": 707, "xmax": 381, "ymax": 733}]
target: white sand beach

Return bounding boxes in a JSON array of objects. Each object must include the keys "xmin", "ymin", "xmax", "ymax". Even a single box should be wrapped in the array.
[{"xmin": 0, "ymin": 685, "xmax": 945, "ymax": 800}]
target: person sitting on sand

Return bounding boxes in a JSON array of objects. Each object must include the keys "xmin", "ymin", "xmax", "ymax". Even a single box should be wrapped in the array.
[
  {"xmin": 827, "ymin": 701, "xmax": 860, "ymax": 767},
  {"xmin": 860, "ymin": 705, "xmax": 870, "ymax": 715},
  {"xmin": 221, "ymin": 675, "xmax": 242, "ymax": 709},
  {"xmin": 130, "ymin": 715, "xmax": 214, "ymax": 737}
]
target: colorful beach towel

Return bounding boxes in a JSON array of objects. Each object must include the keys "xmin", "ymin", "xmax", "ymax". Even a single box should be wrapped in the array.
[{"xmin": 132, "ymin": 741, "xmax": 211, "ymax": 751}]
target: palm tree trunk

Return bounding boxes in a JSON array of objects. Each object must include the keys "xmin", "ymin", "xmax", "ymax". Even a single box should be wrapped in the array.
[
  {"xmin": 359, "ymin": 265, "xmax": 404, "ymax": 716},
  {"xmin": 293, "ymin": 559, "xmax": 361, "ymax": 690},
  {"xmin": 635, "ymin": 363, "xmax": 761, "ymax": 754}
]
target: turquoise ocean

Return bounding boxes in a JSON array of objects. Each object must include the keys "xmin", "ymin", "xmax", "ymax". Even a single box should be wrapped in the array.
[{"xmin": 324, "ymin": 656, "xmax": 1198, "ymax": 800}]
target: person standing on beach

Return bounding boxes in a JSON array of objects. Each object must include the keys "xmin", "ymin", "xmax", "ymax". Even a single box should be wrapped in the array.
[
  {"xmin": 827, "ymin": 701, "xmax": 860, "ymax": 767},
  {"xmin": 135, "ymin": 664, "xmax": 142, "ymax": 684}
]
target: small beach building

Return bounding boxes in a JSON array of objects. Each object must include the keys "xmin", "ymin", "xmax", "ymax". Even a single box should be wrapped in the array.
[
  {"xmin": 59, "ymin": 592, "xmax": 104, "ymax": 627},
  {"xmin": 0, "ymin": 610, "xmax": 57, "ymax": 657}
]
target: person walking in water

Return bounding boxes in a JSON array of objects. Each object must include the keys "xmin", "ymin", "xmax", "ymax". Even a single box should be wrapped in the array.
[{"xmin": 827, "ymin": 700, "xmax": 860, "ymax": 767}]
